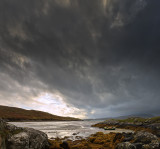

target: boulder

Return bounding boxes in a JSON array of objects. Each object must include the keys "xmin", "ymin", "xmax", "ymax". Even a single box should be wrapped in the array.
[
  {"xmin": 7, "ymin": 127, "xmax": 49, "ymax": 149},
  {"xmin": 0, "ymin": 119, "xmax": 49, "ymax": 149},
  {"xmin": 133, "ymin": 131, "xmax": 158, "ymax": 144}
]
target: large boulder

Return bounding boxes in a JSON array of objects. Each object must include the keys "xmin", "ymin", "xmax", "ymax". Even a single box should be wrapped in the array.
[
  {"xmin": 133, "ymin": 131, "xmax": 158, "ymax": 144},
  {"xmin": 0, "ymin": 119, "xmax": 49, "ymax": 149},
  {"xmin": 7, "ymin": 127, "xmax": 49, "ymax": 149},
  {"xmin": 132, "ymin": 131, "xmax": 160, "ymax": 149}
]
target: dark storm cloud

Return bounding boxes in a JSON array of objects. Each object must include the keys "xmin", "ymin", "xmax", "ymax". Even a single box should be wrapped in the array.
[{"xmin": 0, "ymin": 0, "xmax": 160, "ymax": 118}]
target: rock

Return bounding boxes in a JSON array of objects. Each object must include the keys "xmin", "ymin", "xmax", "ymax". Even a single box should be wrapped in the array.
[
  {"xmin": 123, "ymin": 133, "xmax": 134, "ymax": 142},
  {"xmin": 0, "ymin": 120, "xmax": 49, "ymax": 149},
  {"xmin": 0, "ymin": 135, "xmax": 6, "ymax": 149},
  {"xmin": 155, "ymin": 130, "xmax": 160, "ymax": 137},
  {"xmin": 116, "ymin": 142, "xmax": 136, "ymax": 149},
  {"xmin": 142, "ymin": 144, "xmax": 151, "ymax": 149},
  {"xmin": 148, "ymin": 123, "xmax": 160, "ymax": 130},
  {"xmin": 148, "ymin": 123, "xmax": 160, "ymax": 137},
  {"xmin": 113, "ymin": 133, "xmax": 123, "ymax": 143},
  {"xmin": 101, "ymin": 119, "xmax": 119, "ymax": 125},
  {"xmin": 0, "ymin": 119, "xmax": 6, "ymax": 130},
  {"xmin": 148, "ymin": 140, "xmax": 160, "ymax": 149},
  {"xmin": 132, "ymin": 143, "xmax": 143, "ymax": 149},
  {"xmin": 133, "ymin": 131, "xmax": 158, "ymax": 144},
  {"xmin": 7, "ymin": 128, "xmax": 49, "ymax": 149},
  {"xmin": 7, "ymin": 132, "xmax": 29, "ymax": 149},
  {"xmin": 72, "ymin": 132, "xmax": 79, "ymax": 135},
  {"xmin": 75, "ymin": 136, "xmax": 83, "ymax": 140},
  {"xmin": 60, "ymin": 141, "xmax": 70, "ymax": 149}
]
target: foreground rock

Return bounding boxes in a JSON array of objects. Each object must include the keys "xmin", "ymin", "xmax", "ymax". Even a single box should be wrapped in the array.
[
  {"xmin": 0, "ymin": 119, "xmax": 49, "ymax": 149},
  {"xmin": 116, "ymin": 131, "xmax": 160, "ymax": 149}
]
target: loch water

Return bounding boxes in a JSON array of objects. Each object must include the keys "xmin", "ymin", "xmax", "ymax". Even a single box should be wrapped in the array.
[{"xmin": 10, "ymin": 120, "xmax": 133, "ymax": 140}]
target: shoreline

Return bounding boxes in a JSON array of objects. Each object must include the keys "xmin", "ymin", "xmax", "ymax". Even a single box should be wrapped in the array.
[
  {"xmin": 1, "ymin": 117, "xmax": 160, "ymax": 148},
  {"xmin": 49, "ymin": 117, "xmax": 160, "ymax": 148},
  {"xmin": 7, "ymin": 119, "xmax": 82, "ymax": 122}
]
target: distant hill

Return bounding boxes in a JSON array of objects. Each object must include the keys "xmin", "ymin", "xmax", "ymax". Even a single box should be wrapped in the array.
[
  {"xmin": 88, "ymin": 113, "xmax": 154, "ymax": 121},
  {"xmin": 0, "ymin": 105, "xmax": 80, "ymax": 121},
  {"xmin": 113, "ymin": 113, "xmax": 154, "ymax": 119}
]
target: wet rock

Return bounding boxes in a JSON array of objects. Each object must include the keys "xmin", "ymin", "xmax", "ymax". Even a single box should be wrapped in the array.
[
  {"xmin": 75, "ymin": 136, "xmax": 83, "ymax": 140},
  {"xmin": 72, "ymin": 132, "xmax": 79, "ymax": 135},
  {"xmin": 116, "ymin": 142, "xmax": 136, "ymax": 149}
]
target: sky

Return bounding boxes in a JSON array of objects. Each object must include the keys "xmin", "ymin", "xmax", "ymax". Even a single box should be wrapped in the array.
[{"xmin": 0, "ymin": 0, "xmax": 160, "ymax": 119}]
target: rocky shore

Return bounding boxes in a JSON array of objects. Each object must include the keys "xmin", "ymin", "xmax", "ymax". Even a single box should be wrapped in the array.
[
  {"xmin": 49, "ymin": 117, "xmax": 160, "ymax": 149},
  {"xmin": 1, "ymin": 117, "xmax": 160, "ymax": 149},
  {"xmin": 49, "ymin": 131, "xmax": 160, "ymax": 149},
  {"xmin": 0, "ymin": 119, "xmax": 49, "ymax": 149},
  {"xmin": 92, "ymin": 117, "xmax": 160, "ymax": 137},
  {"xmin": 91, "ymin": 117, "xmax": 160, "ymax": 149}
]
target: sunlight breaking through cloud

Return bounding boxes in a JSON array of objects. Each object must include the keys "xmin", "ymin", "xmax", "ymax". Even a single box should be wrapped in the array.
[{"xmin": 34, "ymin": 93, "xmax": 87, "ymax": 119}]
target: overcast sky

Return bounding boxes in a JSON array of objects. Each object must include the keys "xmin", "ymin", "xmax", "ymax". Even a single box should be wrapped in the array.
[{"xmin": 0, "ymin": 0, "xmax": 160, "ymax": 119}]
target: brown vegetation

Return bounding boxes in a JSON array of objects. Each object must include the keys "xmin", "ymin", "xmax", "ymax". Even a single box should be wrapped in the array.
[
  {"xmin": 0, "ymin": 105, "xmax": 80, "ymax": 121},
  {"xmin": 49, "ymin": 132, "xmax": 125, "ymax": 149}
]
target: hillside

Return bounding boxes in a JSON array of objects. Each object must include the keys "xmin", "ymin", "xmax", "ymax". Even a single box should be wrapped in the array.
[{"xmin": 0, "ymin": 105, "xmax": 80, "ymax": 121}]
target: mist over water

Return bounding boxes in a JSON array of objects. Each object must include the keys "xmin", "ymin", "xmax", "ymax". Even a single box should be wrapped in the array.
[{"xmin": 10, "ymin": 121, "xmax": 133, "ymax": 140}]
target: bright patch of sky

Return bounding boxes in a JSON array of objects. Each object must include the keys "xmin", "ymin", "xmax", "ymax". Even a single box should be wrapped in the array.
[{"xmin": 33, "ymin": 93, "xmax": 87, "ymax": 119}]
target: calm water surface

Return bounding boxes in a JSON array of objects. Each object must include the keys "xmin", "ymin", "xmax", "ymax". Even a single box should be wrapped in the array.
[{"xmin": 10, "ymin": 121, "xmax": 133, "ymax": 140}]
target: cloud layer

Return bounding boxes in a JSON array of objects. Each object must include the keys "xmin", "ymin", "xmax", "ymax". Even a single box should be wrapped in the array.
[{"xmin": 0, "ymin": 0, "xmax": 160, "ymax": 118}]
